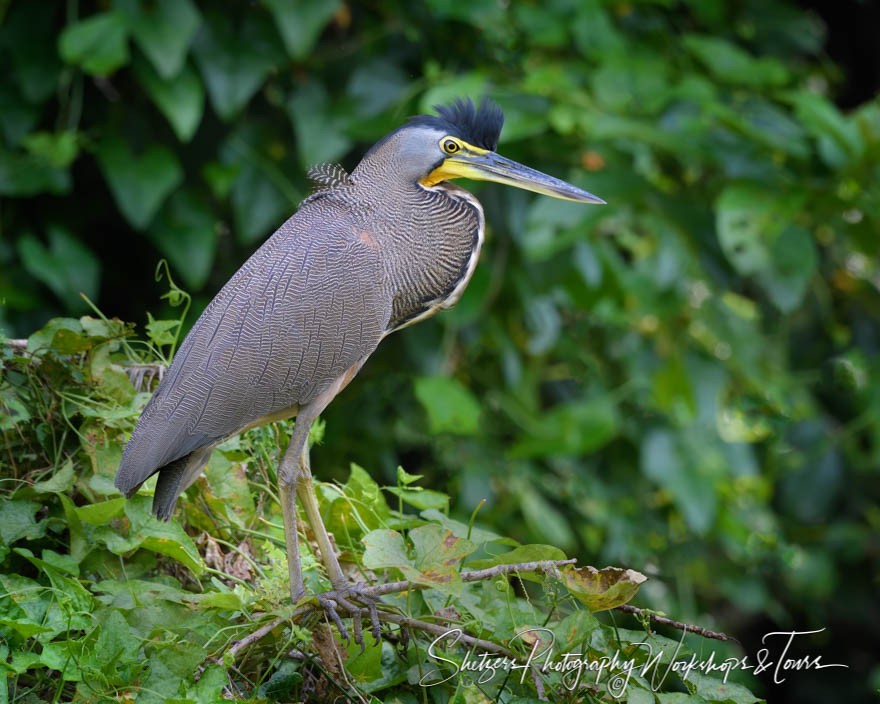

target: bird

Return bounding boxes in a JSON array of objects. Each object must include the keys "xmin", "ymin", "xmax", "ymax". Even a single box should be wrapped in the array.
[{"xmin": 114, "ymin": 97, "xmax": 604, "ymax": 640}]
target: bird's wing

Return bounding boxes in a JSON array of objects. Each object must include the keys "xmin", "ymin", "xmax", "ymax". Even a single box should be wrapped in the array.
[{"xmin": 115, "ymin": 202, "xmax": 391, "ymax": 495}]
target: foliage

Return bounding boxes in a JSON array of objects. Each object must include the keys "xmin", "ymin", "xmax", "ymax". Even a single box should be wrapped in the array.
[
  {"xmin": 0, "ymin": 316, "xmax": 760, "ymax": 702},
  {"xmin": 1, "ymin": 0, "xmax": 878, "ymax": 702}
]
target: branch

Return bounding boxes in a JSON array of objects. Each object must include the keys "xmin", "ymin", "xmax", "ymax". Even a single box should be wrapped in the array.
[
  {"xmin": 614, "ymin": 604, "xmax": 735, "ymax": 643},
  {"xmin": 365, "ymin": 558, "xmax": 577, "ymax": 597}
]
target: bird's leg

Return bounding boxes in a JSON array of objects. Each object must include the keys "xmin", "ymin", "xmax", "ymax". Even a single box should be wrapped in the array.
[
  {"xmin": 277, "ymin": 427, "xmax": 307, "ymax": 603},
  {"xmin": 297, "ymin": 437, "xmax": 382, "ymax": 644},
  {"xmin": 295, "ymin": 442, "xmax": 346, "ymax": 588}
]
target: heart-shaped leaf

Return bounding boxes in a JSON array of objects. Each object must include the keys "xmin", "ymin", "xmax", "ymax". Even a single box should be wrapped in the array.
[
  {"xmin": 117, "ymin": 0, "xmax": 201, "ymax": 79},
  {"xmin": 58, "ymin": 11, "xmax": 129, "ymax": 76},
  {"xmin": 97, "ymin": 137, "xmax": 183, "ymax": 230}
]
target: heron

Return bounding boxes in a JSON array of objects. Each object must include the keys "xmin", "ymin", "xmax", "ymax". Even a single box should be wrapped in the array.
[{"xmin": 114, "ymin": 97, "xmax": 604, "ymax": 641}]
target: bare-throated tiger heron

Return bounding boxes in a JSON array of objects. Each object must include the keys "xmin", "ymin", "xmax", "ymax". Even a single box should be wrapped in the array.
[{"xmin": 115, "ymin": 98, "xmax": 604, "ymax": 640}]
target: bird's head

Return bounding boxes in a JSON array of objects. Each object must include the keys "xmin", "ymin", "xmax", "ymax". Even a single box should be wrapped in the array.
[{"xmin": 358, "ymin": 97, "xmax": 604, "ymax": 204}]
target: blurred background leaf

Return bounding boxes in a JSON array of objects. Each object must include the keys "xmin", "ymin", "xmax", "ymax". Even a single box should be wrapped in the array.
[{"xmin": 1, "ymin": 1, "xmax": 879, "ymax": 701}]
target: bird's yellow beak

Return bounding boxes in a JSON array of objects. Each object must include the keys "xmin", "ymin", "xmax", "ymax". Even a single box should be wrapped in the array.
[{"xmin": 423, "ymin": 145, "xmax": 605, "ymax": 204}]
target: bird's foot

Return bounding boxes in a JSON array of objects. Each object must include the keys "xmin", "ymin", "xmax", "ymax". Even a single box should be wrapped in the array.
[{"xmin": 315, "ymin": 583, "xmax": 382, "ymax": 650}]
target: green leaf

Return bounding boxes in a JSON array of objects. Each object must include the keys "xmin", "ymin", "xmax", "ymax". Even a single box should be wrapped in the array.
[
  {"xmin": 287, "ymin": 82, "xmax": 353, "ymax": 168},
  {"xmin": 89, "ymin": 342, "xmax": 137, "ymax": 405},
  {"xmin": 32, "ymin": 458, "xmax": 76, "ymax": 494},
  {"xmin": 17, "ymin": 226, "xmax": 100, "ymax": 311},
  {"xmin": 385, "ymin": 487, "xmax": 450, "ymax": 512},
  {"xmin": 640, "ymin": 429, "xmax": 717, "ymax": 535},
  {"xmin": 97, "ymin": 136, "xmax": 183, "ymax": 230},
  {"xmin": 361, "ymin": 529, "xmax": 410, "ymax": 570},
  {"xmin": 0, "ymin": 146, "xmax": 70, "ymax": 195},
  {"xmin": 689, "ymin": 671, "xmax": 763, "ymax": 703},
  {"xmin": 193, "ymin": 11, "xmax": 282, "ymax": 120},
  {"xmin": 58, "ymin": 11, "xmax": 129, "ymax": 76},
  {"xmin": 75, "ymin": 498, "xmax": 127, "ymax": 525},
  {"xmin": 561, "ymin": 565, "xmax": 647, "ymax": 611},
  {"xmin": 420, "ymin": 508, "xmax": 514, "ymax": 546},
  {"xmin": 25, "ymin": 317, "xmax": 84, "ymax": 353},
  {"xmin": 715, "ymin": 183, "xmax": 806, "ymax": 276},
  {"xmin": 134, "ymin": 59, "xmax": 205, "ymax": 142},
  {"xmin": 258, "ymin": 660, "xmax": 304, "ymax": 699},
  {"xmin": 117, "ymin": 0, "xmax": 201, "ymax": 79},
  {"xmin": 397, "ymin": 466, "xmax": 424, "ymax": 485},
  {"xmin": 199, "ymin": 450, "xmax": 255, "ymax": 529},
  {"xmin": 145, "ymin": 314, "xmax": 181, "ymax": 348},
  {"xmin": 758, "ymin": 225, "xmax": 817, "ymax": 313},
  {"xmin": 684, "ymin": 35, "xmax": 789, "ymax": 87},
  {"xmin": 147, "ymin": 190, "xmax": 217, "ymax": 290},
  {"xmin": 22, "ymin": 131, "xmax": 79, "ymax": 168},
  {"xmin": 786, "ymin": 90, "xmax": 864, "ymax": 167},
  {"xmin": 0, "ymin": 500, "xmax": 47, "ymax": 545},
  {"xmin": 467, "ymin": 544, "xmax": 566, "ymax": 570},
  {"xmin": 263, "ymin": 0, "xmax": 341, "ymax": 59},
  {"xmin": 510, "ymin": 398, "xmax": 618, "ymax": 459},
  {"xmin": 2, "ymin": 3, "xmax": 63, "ymax": 103},
  {"xmin": 93, "ymin": 495, "xmax": 205, "ymax": 575},
  {"xmin": 413, "ymin": 376, "xmax": 481, "ymax": 436},
  {"xmin": 138, "ymin": 641, "xmax": 207, "ymax": 704}
]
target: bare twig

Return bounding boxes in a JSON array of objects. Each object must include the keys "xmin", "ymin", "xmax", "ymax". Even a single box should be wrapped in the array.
[
  {"xmin": 614, "ymin": 604, "xmax": 734, "ymax": 643},
  {"xmin": 365, "ymin": 558, "xmax": 577, "ymax": 597}
]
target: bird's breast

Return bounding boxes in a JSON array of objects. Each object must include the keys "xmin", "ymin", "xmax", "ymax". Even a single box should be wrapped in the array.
[{"xmin": 378, "ymin": 183, "xmax": 485, "ymax": 333}]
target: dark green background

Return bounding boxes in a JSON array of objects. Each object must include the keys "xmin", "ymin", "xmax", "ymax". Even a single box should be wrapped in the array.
[{"xmin": 1, "ymin": 1, "xmax": 878, "ymax": 701}]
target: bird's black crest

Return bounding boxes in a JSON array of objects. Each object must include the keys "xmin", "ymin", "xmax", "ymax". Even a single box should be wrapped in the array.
[{"xmin": 409, "ymin": 97, "xmax": 504, "ymax": 151}]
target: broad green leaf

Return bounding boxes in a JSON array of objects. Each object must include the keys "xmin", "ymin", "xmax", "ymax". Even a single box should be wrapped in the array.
[
  {"xmin": 758, "ymin": 225, "xmax": 817, "ymax": 313},
  {"xmin": 287, "ymin": 82, "xmax": 353, "ymax": 168},
  {"xmin": 147, "ymin": 190, "xmax": 217, "ymax": 290},
  {"xmin": 117, "ymin": 0, "xmax": 201, "ymax": 78},
  {"xmin": 13, "ymin": 547, "xmax": 78, "ymax": 577},
  {"xmin": 17, "ymin": 226, "xmax": 100, "ymax": 310},
  {"xmin": 263, "ymin": 0, "xmax": 341, "ymax": 59},
  {"xmin": 551, "ymin": 609, "xmax": 601, "ymax": 651},
  {"xmin": 230, "ymin": 161, "xmax": 292, "ymax": 244},
  {"xmin": 384, "ymin": 487, "xmax": 450, "ymax": 512},
  {"xmin": 93, "ymin": 495, "xmax": 204, "ymax": 575},
  {"xmin": 689, "ymin": 671, "xmax": 762, "ymax": 703},
  {"xmin": 134, "ymin": 59, "xmax": 205, "ymax": 142},
  {"xmin": 0, "ymin": 146, "xmax": 71, "ymax": 195},
  {"xmin": 258, "ymin": 660, "xmax": 304, "ymax": 699},
  {"xmin": 0, "ymin": 500, "xmax": 47, "ymax": 545},
  {"xmin": 641, "ymin": 429, "xmax": 717, "ymax": 535},
  {"xmin": 32, "ymin": 459, "xmax": 76, "ymax": 494},
  {"xmin": 22, "ymin": 131, "xmax": 79, "ymax": 168},
  {"xmin": 25, "ymin": 317, "xmax": 83, "ymax": 352},
  {"xmin": 466, "ymin": 544, "xmax": 566, "ymax": 570},
  {"xmin": 419, "ymin": 508, "xmax": 514, "ymax": 546},
  {"xmin": 58, "ymin": 11, "xmax": 129, "ymax": 76},
  {"xmin": 138, "ymin": 641, "xmax": 207, "ymax": 704},
  {"xmin": 715, "ymin": 183, "xmax": 806, "ymax": 276},
  {"xmin": 786, "ymin": 90, "xmax": 864, "ymax": 167},
  {"xmin": 518, "ymin": 487, "xmax": 576, "ymax": 551},
  {"xmin": 684, "ymin": 34, "xmax": 789, "ymax": 87},
  {"xmin": 97, "ymin": 137, "xmax": 183, "ymax": 230},
  {"xmin": 75, "ymin": 498, "xmax": 126, "ymax": 525},
  {"xmin": 199, "ymin": 450, "xmax": 255, "ymax": 529},
  {"xmin": 90, "ymin": 342, "xmax": 137, "ymax": 405},
  {"xmin": 413, "ymin": 376, "xmax": 481, "ymax": 436},
  {"xmin": 561, "ymin": 565, "xmax": 647, "ymax": 611},
  {"xmin": 193, "ymin": 11, "xmax": 282, "ymax": 120},
  {"xmin": 361, "ymin": 529, "xmax": 410, "ymax": 570},
  {"xmin": 510, "ymin": 398, "xmax": 618, "ymax": 459}
]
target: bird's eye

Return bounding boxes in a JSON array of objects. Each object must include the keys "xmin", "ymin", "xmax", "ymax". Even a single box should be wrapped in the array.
[{"xmin": 443, "ymin": 139, "xmax": 460, "ymax": 154}]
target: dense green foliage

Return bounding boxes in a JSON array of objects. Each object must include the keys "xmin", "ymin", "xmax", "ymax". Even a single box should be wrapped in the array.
[{"xmin": 1, "ymin": 0, "xmax": 878, "ymax": 702}]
